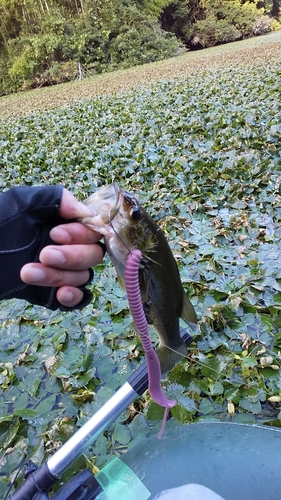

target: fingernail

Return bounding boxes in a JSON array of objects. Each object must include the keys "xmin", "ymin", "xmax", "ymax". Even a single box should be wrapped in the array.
[
  {"xmin": 45, "ymin": 249, "xmax": 66, "ymax": 266},
  {"xmin": 50, "ymin": 227, "xmax": 71, "ymax": 242},
  {"xmin": 62, "ymin": 291, "xmax": 74, "ymax": 303},
  {"xmin": 27, "ymin": 268, "xmax": 46, "ymax": 283}
]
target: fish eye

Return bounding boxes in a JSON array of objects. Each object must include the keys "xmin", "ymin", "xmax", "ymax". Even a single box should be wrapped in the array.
[{"xmin": 130, "ymin": 206, "xmax": 140, "ymax": 220}]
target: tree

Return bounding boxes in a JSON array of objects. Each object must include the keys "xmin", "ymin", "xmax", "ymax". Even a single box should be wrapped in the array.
[
  {"xmin": 0, "ymin": 0, "xmax": 279, "ymax": 95},
  {"xmin": 161, "ymin": 1, "xmax": 205, "ymax": 42},
  {"xmin": 254, "ymin": 0, "xmax": 280, "ymax": 16},
  {"xmin": 160, "ymin": 0, "xmax": 277, "ymax": 49},
  {"xmin": 0, "ymin": 0, "xmax": 180, "ymax": 95},
  {"xmin": 137, "ymin": 0, "xmax": 173, "ymax": 16}
]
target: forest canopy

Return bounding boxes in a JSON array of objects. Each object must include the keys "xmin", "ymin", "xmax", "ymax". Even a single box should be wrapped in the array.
[{"xmin": 0, "ymin": 0, "xmax": 280, "ymax": 95}]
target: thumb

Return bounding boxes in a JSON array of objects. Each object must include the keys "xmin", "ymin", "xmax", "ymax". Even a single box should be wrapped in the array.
[{"xmin": 60, "ymin": 188, "xmax": 92, "ymax": 219}]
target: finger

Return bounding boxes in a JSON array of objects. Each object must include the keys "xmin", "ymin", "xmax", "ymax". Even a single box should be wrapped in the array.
[
  {"xmin": 60, "ymin": 188, "xmax": 92, "ymax": 219},
  {"xmin": 56, "ymin": 286, "xmax": 84, "ymax": 308},
  {"xmin": 50, "ymin": 223, "xmax": 102, "ymax": 245},
  {"xmin": 39, "ymin": 243, "xmax": 105, "ymax": 270},
  {"xmin": 20, "ymin": 263, "xmax": 91, "ymax": 288}
]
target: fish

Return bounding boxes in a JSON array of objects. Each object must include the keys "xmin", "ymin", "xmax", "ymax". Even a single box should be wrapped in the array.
[{"xmin": 79, "ymin": 182, "xmax": 197, "ymax": 373}]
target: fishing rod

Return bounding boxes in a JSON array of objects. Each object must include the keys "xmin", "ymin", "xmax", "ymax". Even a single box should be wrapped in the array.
[{"xmin": 8, "ymin": 329, "xmax": 193, "ymax": 500}]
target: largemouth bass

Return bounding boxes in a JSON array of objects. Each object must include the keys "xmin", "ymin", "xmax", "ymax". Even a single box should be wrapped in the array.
[{"xmin": 80, "ymin": 182, "xmax": 197, "ymax": 373}]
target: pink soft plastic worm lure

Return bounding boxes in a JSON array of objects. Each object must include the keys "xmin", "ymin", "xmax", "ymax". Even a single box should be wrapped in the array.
[{"xmin": 125, "ymin": 249, "xmax": 177, "ymax": 439}]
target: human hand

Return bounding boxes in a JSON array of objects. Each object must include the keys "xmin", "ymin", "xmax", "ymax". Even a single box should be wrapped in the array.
[{"xmin": 20, "ymin": 189, "xmax": 104, "ymax": 309}]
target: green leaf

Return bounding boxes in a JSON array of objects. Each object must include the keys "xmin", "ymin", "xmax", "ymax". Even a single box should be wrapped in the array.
[
  {"xmin": 14, "ymin": 408, "xmax": 38, "ymax": 419},
  {"xmin": 239, "ymin": 398, "xmax": 262, "ymax": 415},
  {"xmin": 198, "ymin": 399, "xmax": 214, "ymax": 415},
  {"xmin": 208, "ymin": 381, "xmax": 224, "ymax": 396}
]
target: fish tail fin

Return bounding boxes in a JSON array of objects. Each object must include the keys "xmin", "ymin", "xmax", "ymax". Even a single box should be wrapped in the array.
[
  {"xmin": 156, "ymin": 341, "xmax": 187, "ymax": 374},
  {"xmin": 181, "ymin": 292, "xmax": 197, "ymax": 330}
]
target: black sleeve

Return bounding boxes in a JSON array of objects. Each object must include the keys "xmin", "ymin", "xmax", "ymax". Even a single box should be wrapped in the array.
[{"xmin": 0, "ymin": 185, "xmax": 94, "ymax": 311}]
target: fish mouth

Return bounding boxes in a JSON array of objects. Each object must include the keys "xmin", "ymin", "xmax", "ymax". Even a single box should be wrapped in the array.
[
  {"xmin": 100, "ymin": 182, "xmax": 122, "ymax": 223},
  {"xmin": 83, "ymin": 182, "xmax": 123, "ymax": 223},
  {"xmin": 98, "ymin": 182, "xmax": 120, "ymax": 204},
  {"xmin": 80, "ymin": 182, "xmax": 141, "ymax": 239},
  {"xmin": 90, "ymin": 183, "xmax": 140, "ymax": 223}
]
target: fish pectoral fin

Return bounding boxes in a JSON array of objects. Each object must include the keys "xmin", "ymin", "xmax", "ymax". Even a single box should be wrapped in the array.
[
  {"xmin": 156, "ymin": 341, "xmax": 187, "ymax": 374},
  {"xmin": 181, "ymin": 292, "xmax": 197, "ymax": 329}
]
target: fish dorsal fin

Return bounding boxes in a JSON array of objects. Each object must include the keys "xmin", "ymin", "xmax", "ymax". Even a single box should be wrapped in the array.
[{"xmin": 181, "ymin": 292, "xmax": 197, "ymax": 330}]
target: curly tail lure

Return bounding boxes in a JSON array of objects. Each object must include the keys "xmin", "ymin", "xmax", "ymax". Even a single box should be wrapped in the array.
[{"xmin": 125, "ymin": 249, "xmax": 177, "ymax": 439}]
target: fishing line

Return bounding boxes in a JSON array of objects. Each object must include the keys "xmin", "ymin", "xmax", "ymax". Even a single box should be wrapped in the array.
[
  {"xmin": 108, "ymin": 206, "xmax": 158, "ymax": 267},
  {"xmin": 109, "ymin": 217, "xmax": 132, "ymax": 255},
  {"xmin": 160, "ymin": 342, "xmax": 236, "ymax": 380}
]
